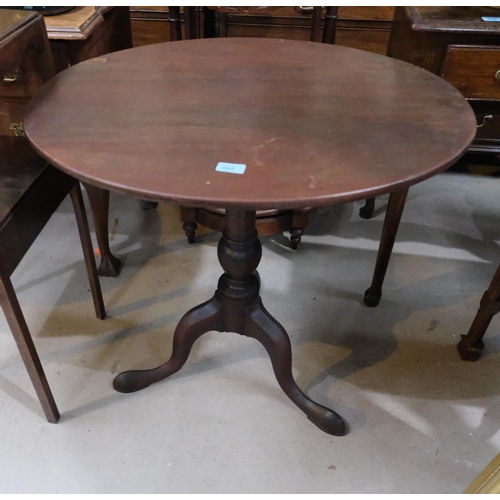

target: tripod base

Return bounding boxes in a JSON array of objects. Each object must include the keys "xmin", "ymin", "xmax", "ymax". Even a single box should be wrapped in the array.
[{"xmin": 114, "ymin": 209, "xmax": 346, "ymax": 436}]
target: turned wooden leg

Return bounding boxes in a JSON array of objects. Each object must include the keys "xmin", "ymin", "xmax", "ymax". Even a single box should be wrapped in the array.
[
  {"xmin": 114, "ymin": 209, "xmax": 347, "ymax": 436},
  {"xmin": 83, "ymin": 183, "xmax": 122, "ymax": 277},
  {"xmin": 359, "ymin": 198, "xmax": 376, "ymax": 219},
  {"xmin": 168, "ymin": 6, "xmax": 182, "ymax": 41},
  {"xmin": 364, "ymin": 188, "xmax": 408, "ymax": 307},
  {"xmin": 69, "ymin": 184, "xmax": 106, "ymax": 320},
  {"xmin": 0, "ymin": 275, "xmax": 59, "ymax": 423},
  {"xmin": 289, "ymin": 209, "xmax": 310, "ymax": 250},
  {"xmin": 457, "ymin": 265, "xmax": 500, "ymax": 361},
  {"xmin": 180, "ymin": 206, "xmax": 198, "ymax": 244}
]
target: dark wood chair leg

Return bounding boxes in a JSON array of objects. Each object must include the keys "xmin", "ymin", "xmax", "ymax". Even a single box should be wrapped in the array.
[
  {"xmin": 364, "ymin": 188, "xmax": 408, "ymax": 307},
  {"xmin": 359, "ymin": 198, "xmax": 376, "ymax": 219},
  {"xmin": 168, "ymin": 6, "xmax": 182, "ymax": 41},
  {"xmin": 83, "ymin": 183, "xmax": 122, "ymax": 277},
  {"xmin": 310, "ymin": 6, "xmax": 322, "ymax": 42},
  {"xmin": 184, "ymin": 6, "xmax": 194, "ymax": 39},
  {"xmin": 201, "ymin": 6, "xmax": 216, "ymax": 38},
  {"xmin": 0, "ymin": 276, "xmax": 60, "ymax": 423},
  {"xmin": 322, "ymin": 6, "xmax": 338, "ymax": 44},
  {"xmin": 289, "ymin": 209, "xmax": 310, "ymax": 250},
  {"xmin": 457, "ymin": 265, "xmax": 500, "ymax": 361},
  {"xmin": 69, "ymin": 183, "xmax": 106, "ymax": 320},
  {"xmin": 180, "ymin": 206, "xmax": 198, "ymax": 244}
]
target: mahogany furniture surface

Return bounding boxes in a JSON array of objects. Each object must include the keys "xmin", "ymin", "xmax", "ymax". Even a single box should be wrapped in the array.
[
  {"xmin": 24, "ymin": 38, "xmax": 476, "ymax": 435},
  {"xmin": 0, "ymin": 10, "xmax": 106, "ymax": 424},
  {"xmin": 177, "ymin": 6, "xmax": 337, "ymax": 248},
  {"xmin": 130, "ymin": 6, "xmax": 394, "ymax": 55}
]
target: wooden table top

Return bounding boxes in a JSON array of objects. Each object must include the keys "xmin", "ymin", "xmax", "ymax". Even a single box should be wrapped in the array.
[{"xmin": 24, "ymin": 38, "xmax": 476, "ymax": 210}]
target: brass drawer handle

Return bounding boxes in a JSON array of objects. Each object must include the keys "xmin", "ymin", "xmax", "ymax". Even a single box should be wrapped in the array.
[
  {"xmin": 299, "ymin": 6, "xmax": 325, "ymax": 11},
  {"xmin": 477, "ymin": 114, "xmax": 493, "ymax": 128},
  {"xmin": 495, "ymin": 70, "xmax": 500, "ymax": 81},
  {"xmin": 10, "ymin": 122, "xmax": 25, "ymax": 137},
  {"xmin": 2, "ymin": 70, "xmax": 21, "ymax": 83}
]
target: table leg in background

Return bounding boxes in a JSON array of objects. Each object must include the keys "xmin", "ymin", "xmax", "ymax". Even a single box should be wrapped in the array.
[{"xmin": 364, "ymin": 188, "xmax": 409, "ymax": 307}]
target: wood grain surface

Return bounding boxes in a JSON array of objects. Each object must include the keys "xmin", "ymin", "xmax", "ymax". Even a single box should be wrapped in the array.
[{"xmin": 24, "ymin": 38, "xmax": 476, "ymax": 210}]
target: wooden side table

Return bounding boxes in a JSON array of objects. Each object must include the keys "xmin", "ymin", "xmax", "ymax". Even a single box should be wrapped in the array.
[{"xmin": 24, "ymin": 38, "xmax": 476, "ymax": 436}]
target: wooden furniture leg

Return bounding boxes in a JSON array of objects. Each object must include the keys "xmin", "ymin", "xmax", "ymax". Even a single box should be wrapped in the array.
[
  {"xmin": 0, "ymin": 177, "xmax": 106, "ymax": 423},
  {"xmin": 289, "ymin": 209, "xmax": 311, "ymax": 250},
  {"xmin": 180, "ymin": 206, "xmax": 198, "ymax": 244},
  {"xmin": 0, "ymin": 275, "xmax": 60, "ymax": 423},
  {"xmin": 359, "ymin": 197, "xmax": 376, "ymax": 219},
  {"xmin": 168, "ymin": 6, "xmax": 182, "ymax": 41},
  {"xmin": 364, "ymin": 189, "xmax": 409, "ymax": 307},
  {"xmin": 83, "ymin": 183, "xmax": 122, "ymax": 277},
  {"xmin": 180, "ymin": 206, "xmax": 310, "ymax": 249},
  {"xmin": 113, "ymin": 209, "xmax": 346, "ymax": 436},
  {"xmin": 457, "ymin": 265, "xmax": 500, "ymax": 361},
  {"xmin": 69, "ymin": 183, "xmax": 106, "ymax": 319}
]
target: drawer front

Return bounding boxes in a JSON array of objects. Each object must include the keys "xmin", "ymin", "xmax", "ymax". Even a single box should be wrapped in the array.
[
  {"xmin": 226, "ymin": 23, "xmax": 391, "ymax": 55},
  {"xmin": 441, "ymin": 45, "xmax": 500, "ymax": 100},
  {"xmin": 0, "ymin": 14, "xmax": 54, "ymax": 99},
  {"xmin": 469, "ymin": 100, "xmax": 500, "ymax": 141},
  {"xmin": 0, "ymin": 99, "xmax": 27, "ymax": 136},
  {"xmin": 466, "ymin": 100, "xmax": 500, "ymax": 153}
]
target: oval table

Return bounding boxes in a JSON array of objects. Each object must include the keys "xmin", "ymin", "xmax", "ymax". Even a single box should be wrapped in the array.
[{"xmin": 24, "ymin": 38, "xmax": 476, "ymax": 436}]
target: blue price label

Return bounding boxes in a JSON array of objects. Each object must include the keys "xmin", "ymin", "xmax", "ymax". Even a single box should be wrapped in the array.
[{"xmin": 215, "ymin": 162, "xmax": 247, "ymax": 174}]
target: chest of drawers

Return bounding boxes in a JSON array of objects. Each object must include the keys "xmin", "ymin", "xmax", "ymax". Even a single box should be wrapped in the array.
[
  {"xmin": 388, "ymin": 6, "xmax": 500, "ymax": 155},
  {"xmin": 130, "ymin": 6, "xmax": 394, "ymax": 55},
  {"xmin": 0, "ymin": 10, "xmax": 54, "ymax": 136}
]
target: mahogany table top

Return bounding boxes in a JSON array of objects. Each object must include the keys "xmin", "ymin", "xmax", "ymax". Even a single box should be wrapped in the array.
[{"xmin": 24, "ymin": 38, "xmax": 476, "ymax": 210}]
